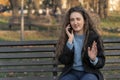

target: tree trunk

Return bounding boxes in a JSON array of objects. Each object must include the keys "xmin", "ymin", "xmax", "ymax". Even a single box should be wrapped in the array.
[
  {"xmin": 98, "ymin": 0, "xmax": 104, "ymax": 18},
  {"xmin": 92, "ymin": 0, "xmax": 99, "ymax": 13},
  {"xmin": 9, "ymin": 0, "xmax": 19, "ymax": 17},
  {"xmin": 33, "ymin": 0, "xmax": 40, "ymax": 16},
  {"xmin": 83, "ymin": 0, "xmax": 91, "ymax": 10},
  {"xmin": 104, "ymin": 0, "xmax": 109, "ymax": 18}
]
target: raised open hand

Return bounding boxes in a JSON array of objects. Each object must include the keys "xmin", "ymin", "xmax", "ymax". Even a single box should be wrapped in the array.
[{"xmin": 88, "ymin": 41, "xmax": 97, "ymax": 61}]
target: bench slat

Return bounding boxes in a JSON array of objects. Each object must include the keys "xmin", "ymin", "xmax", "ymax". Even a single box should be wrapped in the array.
[
  {"xmin": 0, "ymin": 40, "xmax": 57, "ymax": 46},
  {"xmin": 104, "ymin": 74, "xmax": 120, "ymax": 79},
  {"xmin": 0, "ymin": 76, "xmax": 57, "ymax": 80},
  {"xmin": 102, "ymin": 65, "xmax": 120, "ymax": 70},
  {"xmin": 103, "ymin": 39, "xmax": 120, "ymax": 43},
  {"xmin": 0, "ymin": 67, "xmax": 58, "ymax": 72},
  {"xmin": 0, "ymin": 47, "xmax": 55, "ymax": 53},
  {"xmin": 105, "ymin": 51, "xmax": 120, "ymax": 56},
  {"xmin": 0, "ymin": 60, "xmax": 56, "ymax": 66},
  {"xmin": 0, "ymin": 39, "xmax": 120, "ymax": 46},
  {"xmin": 0, "ymin": 53, "xmax": 55, "ymax": 59},
  {"xmin": 106, "ymin": 59, "xmax": 120, "ymax": 63},
  {"xmin": 104, "ymin": 46, "xmax": 120, "ymax": 50}
]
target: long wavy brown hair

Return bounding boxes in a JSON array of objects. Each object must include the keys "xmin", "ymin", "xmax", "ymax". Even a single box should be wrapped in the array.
[{"xmin": 55, "ymin": 6, "xmax": 102, "ymax": 58}]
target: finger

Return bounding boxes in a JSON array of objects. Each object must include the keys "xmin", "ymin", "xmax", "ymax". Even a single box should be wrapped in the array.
[
  {"xmin": 66, "ymin": 24, "xmax": 71, "ymax": 29},
  {"xmin": 91, "ymin": 43, "xmax": 95, "ymax": 52},
  {"xmin": 92, "ymin": 41, "xmax": 96, "ymax": 50},
  {"xmin": 93, "ymin": 41, "xmax": 96, "ymax": 47},
  {"xmin": 94, "ymin": 41, "xmax": 97, "ymax": 53},
  {"xmin": 71, "ymin": 30, "xmax": 74, "ymax": 35},
  {"xmin": 88, "ymin": 47, "xmax": 91, "ymax": 53},
  {"xmin": 91, "ymin": 41, "xmax": 95, "ymax": 49},
  {"xmin": 66, "ymin": 25, "xmax": 71, "ymax": 31},
  {"xmin": 66, "ymin": 26, "xmax": 70, "ymax": 34},
  {"xmin": 94, "ymin": 41, "xmax": 97, "ymax": 47},
  {"xmin": 66, "ymin": 28, "xmax": 69, "ymax": 34}
]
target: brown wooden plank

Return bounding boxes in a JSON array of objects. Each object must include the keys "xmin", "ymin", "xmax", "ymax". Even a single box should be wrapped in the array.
[
  {"xmin": 0, "ymin": 47, "xmax": 55, "ymax": 53},
  {"xmin": 102, "ymin": 65, "xmax": 120, "ymax": 70},
  {"xmin": 0, "ymin": 39, "xmax": 119, "ymax": 46},
  {"xmin": 0, "ymin": 40, "xmax": 57, "ymax": 46},
  {"xmin": 0, "ymin": 60, "xmax": 56, "ymax": 66},
  {"xmin": 0, "ymin": 67, "xmax": 58, "ymax": 72},
  {"xmin": 0, "ymin": 76, "xmax": 58, "ymax": 80},
  {"xmin": 105, "ymin": 51, "xmax": 120, "ymax": 56},
  {"xmin": 105, "ymin": 59, "xmax": 120, "ymax": 63},
  {"xmin": 104, "ymin": 74, "xmax": 120, "ymax": 79},
  {"xmin": 103, "ymin": 39, "xmax": 120, "ymax": 43},
  {"xmin": 104, "ymin": 46, "xmax": 120, "ymax": 50},
  {"xmin": 0, "ymin": 53, "xmax": 55, "ymax": 59}
]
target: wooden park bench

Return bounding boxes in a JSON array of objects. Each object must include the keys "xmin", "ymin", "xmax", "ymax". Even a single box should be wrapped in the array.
[{"xmin": 0, "ymin": 39, "xmax": 119, "ymax": 80}]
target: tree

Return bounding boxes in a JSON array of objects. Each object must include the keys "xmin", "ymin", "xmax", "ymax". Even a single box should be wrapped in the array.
[
  {"xmin": 90, "ymin": 0, "xmax": 99, "ymax": 13},
  {"xmin": 82, "ymin": 0, "xmax": 109, "ymax": 19},
  {"xmin": 104, "ymin": 0, "xmax": 109, "ymax": 18},
  {"xmin": 67, "ymin": 0, "xmax": 80, "ymax": 9},
  {"xmin": 98, "ymin": 0, "xmax": 108, "ymax": 18},
  {"xmin": 9, "ymin": 0, "xmax": 20, "ymax": 17},
  {"xmin": 27, "ymin": 0, "xmax": 40, "ymax": 16}
]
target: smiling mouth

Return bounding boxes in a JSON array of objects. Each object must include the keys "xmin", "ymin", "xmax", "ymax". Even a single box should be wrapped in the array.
[{"xmin": 74, "ymin": 26, "xmax": 79, "ymax": 28}]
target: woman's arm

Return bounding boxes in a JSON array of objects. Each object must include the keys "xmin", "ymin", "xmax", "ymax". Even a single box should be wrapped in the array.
[
  {"xmin": 90, "ymin": 39, "xmax": 105, "ymax": 69},
  {"xmin": 58, "ymin": 45, "xmax": 74, "ymax": 65}
]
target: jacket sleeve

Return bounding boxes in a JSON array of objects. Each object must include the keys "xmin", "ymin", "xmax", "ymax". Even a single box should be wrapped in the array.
[
  {"xmin": 91, "ymin": 39, "xmax": 105, "ymax": 69},
  {"xmin": 86, "ymin": 31, "xmax": 105, "ymax": 69},
  {"xmin": 58, "ymin": 45, "xmax": 74, "ymax": 65}
]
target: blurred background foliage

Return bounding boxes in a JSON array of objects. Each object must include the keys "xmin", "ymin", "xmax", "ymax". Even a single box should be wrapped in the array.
[{"xmin": 0, "ymin": 0, "xmax": 120, "ymax": 41}]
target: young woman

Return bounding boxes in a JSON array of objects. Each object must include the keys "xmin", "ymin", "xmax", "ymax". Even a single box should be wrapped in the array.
[{"xmin": 55, "ymin": 6, "xmax": 105, "ymax": 80}]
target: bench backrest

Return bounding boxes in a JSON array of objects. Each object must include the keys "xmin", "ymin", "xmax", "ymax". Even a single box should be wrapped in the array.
[
  {"xmin": 0, "ymin": 39, "xmax": 119, "ymax": 80},
  {"xmin": 0, "ymin": 40, "xmax": 57, "ymax": 80},
  {"xmin": 102, "ymin": 39, "xmax": 120, "ymax": 80}
]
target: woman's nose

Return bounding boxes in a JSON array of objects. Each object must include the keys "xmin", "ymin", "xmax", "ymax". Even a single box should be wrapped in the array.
[{"xmin": 74, "ymin": 20, "xmax": 77, "ymax": 24}]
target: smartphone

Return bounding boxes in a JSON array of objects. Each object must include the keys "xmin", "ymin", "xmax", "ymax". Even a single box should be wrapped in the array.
[{"xmin": 68, "ymin": 24, "xmax": 73, "ymax": 33}]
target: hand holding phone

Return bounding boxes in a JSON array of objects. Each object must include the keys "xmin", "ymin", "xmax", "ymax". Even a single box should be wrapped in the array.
[
  {"xmin": 66, "ymin": 24, "xmax": 74, "ymax": 44},
  {"xmin": 68, "ymin": 27, "xmax": 73, "ymax": 33},
  {"xmin": 66, "ymin": 24, "xmax": 73, "ymax": 33}
]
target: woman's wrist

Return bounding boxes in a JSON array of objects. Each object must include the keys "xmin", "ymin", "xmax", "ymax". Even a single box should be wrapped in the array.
[
  {"xmin": 68, "ymin": 38, "xmax": 73, "ymax": 44},
  {"xmin": 90, "ymin": 57, "xmax": 98, "ymax": 65}
]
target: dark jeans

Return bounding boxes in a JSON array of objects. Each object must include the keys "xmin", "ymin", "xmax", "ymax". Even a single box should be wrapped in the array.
[{"xmin": 60, "ymin": 69, "xmax": 98, "ymax": 80}]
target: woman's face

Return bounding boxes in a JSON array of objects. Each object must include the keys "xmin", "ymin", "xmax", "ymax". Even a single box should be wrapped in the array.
[{"xmin": 70, "ymin": 12, "xmax": 85, "ymax": 35}]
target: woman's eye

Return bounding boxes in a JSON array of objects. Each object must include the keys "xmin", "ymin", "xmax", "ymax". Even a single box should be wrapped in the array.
[
  {"xmin": 70, "ymin": 18, "xmax": 74, "ymax": 21},
  {"xmin": 77, "ymin": 18, "xmax": 81, "ymax": 21}
]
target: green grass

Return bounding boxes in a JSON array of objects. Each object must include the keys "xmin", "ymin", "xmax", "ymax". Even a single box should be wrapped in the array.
[
  {"xmin": 101, "ymin": 12, "xmax": 120, "ymax": 28},
  {"xmin": 0, "ymin": 12, "xmax": 120, "ymax": 40},
  {"xmin": 100, "ymin": 12, "xmax": 120, "ymax": 39},
  {"xmin": 0, "ymin": 16, "xmax": 9, "ymax": 23},
  {"xmin": 101, "ymin": 16, "xmax": 120, "ymax": 28}
]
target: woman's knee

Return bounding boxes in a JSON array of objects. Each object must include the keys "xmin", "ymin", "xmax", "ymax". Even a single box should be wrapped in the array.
[{"xmin": 81, "ymin": 73, "xmax": 98, "ymax": 80}]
